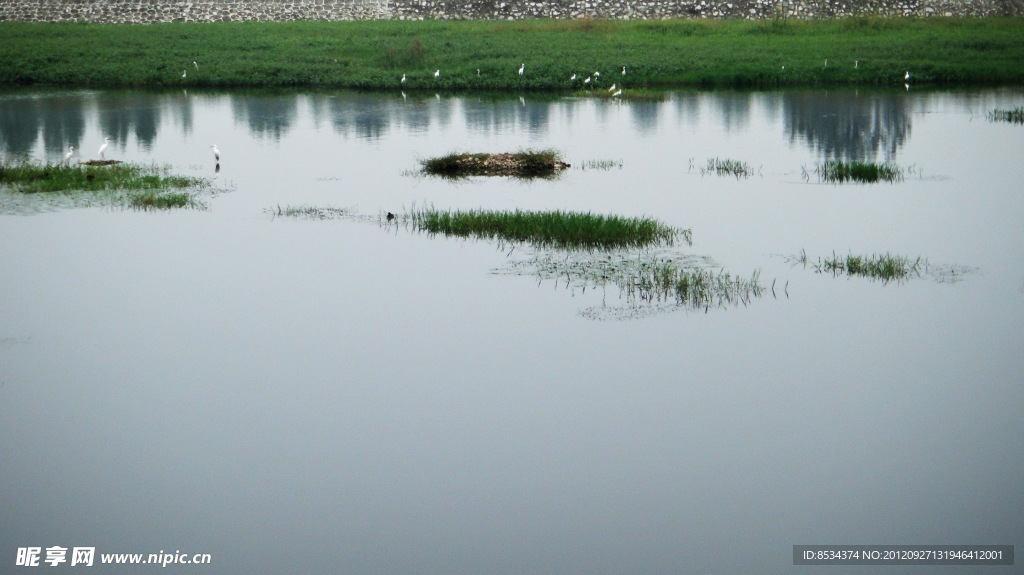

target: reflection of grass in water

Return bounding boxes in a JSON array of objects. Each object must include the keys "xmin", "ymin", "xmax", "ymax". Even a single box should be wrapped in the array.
[
  {"xmin": 498, "ymin": 252, "xmax": 766, "ymax": 319},
  {"xmin": 987, "ymin": 107, "xmax": 1024, "ymax": 124},
  {"xmin": 580, "ymin": 159, "xmax": 623, "ymax": 171},
  {"xmin": 0, "ymin": 161, "xmax": 206, "ymax": 193},
  {"xmin": 816, "ymin": 160, "xmax": 904, "ymax": 183},
  {"xmin": 409, "ymin": 207, "xmax": 686, "ymax": 251}
]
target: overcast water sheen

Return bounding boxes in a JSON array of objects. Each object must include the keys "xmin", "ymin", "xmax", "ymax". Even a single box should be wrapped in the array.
[{"xmin": 1, "ymin": 88, "xmax": 1022, "ymax": 574}]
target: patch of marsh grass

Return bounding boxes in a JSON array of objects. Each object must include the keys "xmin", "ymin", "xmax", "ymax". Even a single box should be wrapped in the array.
[
  {"xmin": 987, "ymin": 107, "xmax": 1024, "ymax": 124},
  {"xmin": 580, "ymin": 159, "xmax": 623, "ymax": 171},
  {"xmin": 408, "ymin": 207, "xmax": 684, "ymax": 250},
  {"xmin": 0, "ymin": 160, "xmax": 207, "ymax": 194},
  {"xmin": 131, "ymin": 191, "xmax": 201, "ymax": 210},
  {"xmin": 816, "ymin": 160, "xmax": 904, "ymax": 183},
  {"xmin": 420, "ymin": 149, "xmax": 568, "ymax": 179}
]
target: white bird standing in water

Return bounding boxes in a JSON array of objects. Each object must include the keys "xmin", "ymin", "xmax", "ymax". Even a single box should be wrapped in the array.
[
  {"xmin": 211, "ymin": 144, "xmax": 220, "ymax": 163},
  {"xmin": 401, "ymin": 74, "xmax": 406, "ymax": 84},
  {"xmin": 64, "ymin": 146, "xmax": 75, "ymax": 164},
  {"xmin": 518, "ymin": 63, "xmax": 525, "ymax": 76},
  {"xmin": 904, "ymin": 71, "xmax": 912, "ymax": 81},
  {"xmin": 98, "ymin": 137, "xmax": 109, "ymax": 159}
]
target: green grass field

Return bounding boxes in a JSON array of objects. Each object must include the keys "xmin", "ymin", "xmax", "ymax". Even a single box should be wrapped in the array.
[{"xmin": 1, "ymin": 18, "xmax": 1022, "ymax": 90}]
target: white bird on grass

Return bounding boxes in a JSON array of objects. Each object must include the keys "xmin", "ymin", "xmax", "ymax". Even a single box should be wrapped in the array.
[
  {"xmin": 98, "ymin": 137, "xmax": 109, "ymax": 159},
  {"xmin": 210, "ymin": 144, "xmax": 220, "ymax": 163},
  {"xmin": 518, "ymin": 63, "xmax": 525, "ymax": 76},
  {"xmin": 64, "ymin": 146, "xmax": 75, "ymax": 164},
  {"xmin": 193, "ymin": 61, "xmax": 199, "ymax": 70},
  {"xmin": 622, "ymin": 66, "xmax": 626, "ymax": 75},
  {"xmin": 612, "ymin": 89, "xmax": 622, "ymax": 97},
  {"xmin": 570, "ymin": 73, "xmax": 576, "ymax": 81},
  {"xmin": 434, "ymin": 69, "xmax": 440, "ymax": 78},
  {"xmin": 608, "ymin": 84, "xmax": 616, "ymax": 92},
  {"xmin": 401, "ymin": 74, "xmax": 406, "ymax": 84},
  {"xmin": 182, "ymin": 69, "xmax": 187, "ymax": 79}
]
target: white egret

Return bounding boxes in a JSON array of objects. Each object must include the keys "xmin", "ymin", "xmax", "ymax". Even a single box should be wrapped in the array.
[
  {"xmin": 211, "ymin": 144, "xmax": 220, "ymax": 163},
  {"xmin": 855, "ymin": 60, "xmax": 859, "ymax": 69},
  {"xmin": 434, "ymin": 69, "xmax": 440, "ymax": 78},
  {"xmin": 622, "ymin": 66, "xmax": 626, "ymax": 75},
  {"xmin": 518, "ymin": 63, "xmax": 525, "ymax": 76},
  {"xmin": 570, "ymin": 73, "xmax": 576, "ymax": 81},
  {"xmin": 401, "ymin": 74, "xmax": 406, "ymax": 84},
  {"xmin": 593, "ymin": 71, "xmax": 600, "ymax": 77},
  {"xmin": 612, "ymin": 89, "xmax": 622, "ymax": 97},
  {"xmin": 583, "ymin": 77, "xmax": 591, "ymax": 85},
  {"xmin": 64, "ymin": 146, "xmax": 75, "ymax": 164},
  {"xmin": 98, "ymin": 137, "xmax": 109, "ymax": 159},
  {"xmin": 182, "ymin": 69, "xmax": 187, "ymax": 78},
  {"xmin": 477, "ymin": 68, "xmax": 481, "ymax": 76},
  {"xmin": 607, "ymin": 83, "xmax": 616, "ymax": 92},
  {"xmin": 904, "ymin": 71, "xmax": 912, "ymax": 81},
  {"xmin": 193, "ymin": 61, "xmax": 199, "ymax": 70}
]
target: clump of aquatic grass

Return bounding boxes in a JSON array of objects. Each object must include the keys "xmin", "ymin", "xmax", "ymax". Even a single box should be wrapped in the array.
[
  {"xmin": 788, "ymin": 249, "xmax": 921, "ymax": 283},
  {"xmin": 131, "ymin": 191, "xmax": 200, "ymax": 210},
  {"xmin": 623, "ymin": 262, "xmax": 765, "ymax": 310},
  {"xmin": 498, "ymin": 252, "xmax": 766, "ymax": 318},
  {"xmin": 987, "ymin": 107, "xmax": 1024, "ymax": 124},
  {"xmin": 818, "ymin": 252, "xmax": 922, "ymax": 281},
  {"xmin": 409, "ymin": 207, "xmax": 685, "ymax": 250},
  {"xmin": 0, "ymin": 160, "xmax": 207, "ymax": 193},
  {"xmin": 815, "ymin": 160, "xmax": 904, "ymax": 183},
  {"xmin": 420, "ymin": 149, "xmax": 569, "ymax": 179},
  {"xmin": 266, "ymin": 204, "xmax": 354, "ymax": 220},
  {"xmin": 701, "ymin": 157, "xmax": 754, "ymax": 179}
]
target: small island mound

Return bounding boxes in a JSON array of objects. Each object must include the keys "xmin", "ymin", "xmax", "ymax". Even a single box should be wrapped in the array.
[{"xmin": 421, "ymin": 149, "xmax": 570, "ymax": 179}]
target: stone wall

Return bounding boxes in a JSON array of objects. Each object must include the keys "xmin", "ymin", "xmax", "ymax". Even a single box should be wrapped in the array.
[{"xmin": 0, "ymin": 0, "xmax": 1020, "ymax": 23}]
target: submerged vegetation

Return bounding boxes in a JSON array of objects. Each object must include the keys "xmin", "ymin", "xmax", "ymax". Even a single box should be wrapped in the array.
[
  {"xmin": 987, "ymin": 107, "xmax": 1024, "ymax": 124},
  {"xmin": 420, "ymin": 149, "xmax": 570, "ymax": 179},
  {"xmin": 408, "ymin": 207, "xmax": 685, "ymax": 250},
  {"xmin": 266, "ymin": 204, "xmax": 355, "ymax": 220},
  {"xmin": 814, "ymin": 160, "xmax": 905, "ymax": 183},
  {"xmin": 1, "ymin": 19, "xmax": 1023, "ymax": 90}
]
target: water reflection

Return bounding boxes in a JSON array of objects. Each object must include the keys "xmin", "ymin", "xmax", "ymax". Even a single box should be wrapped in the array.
[
  {"xmin": 783, "ymin": 90, "xmax": 911, "ymax": 161},
  {"xmin": 0, "ymin": 88, "xmax": 955, "ymax": 162}
]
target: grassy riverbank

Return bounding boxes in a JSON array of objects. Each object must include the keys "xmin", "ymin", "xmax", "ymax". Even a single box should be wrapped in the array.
[{"xmin": 1, "ymin": 18, "xmax": 1022, "ymax": 90}]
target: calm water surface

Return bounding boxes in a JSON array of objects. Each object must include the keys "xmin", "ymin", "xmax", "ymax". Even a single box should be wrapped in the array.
[{"xmin": 1, "ymin": 88, "xmax": 1022, "ymax": 574}]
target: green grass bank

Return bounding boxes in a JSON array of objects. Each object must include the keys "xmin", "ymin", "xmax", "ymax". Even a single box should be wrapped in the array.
[{"xmin": 1, "ymin": 18, "xmax": 1022, "ymax": 90}]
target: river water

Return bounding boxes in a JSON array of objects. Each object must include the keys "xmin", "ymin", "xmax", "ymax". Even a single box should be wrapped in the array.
[{"xmin": 1, "ymin": 87, "xmax": 1022, "ymax": 573}]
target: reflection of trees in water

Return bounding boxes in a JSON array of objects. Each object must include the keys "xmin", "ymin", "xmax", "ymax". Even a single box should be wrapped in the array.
[
  {"xmin": 96, "ymin": 92, "xmax": 161, "ymax": 152},
  {"xmin": 629, "ymin": 100, "xmax": 661, "ymax": 135},
  {"xmin": 325, "ymin": 93, "xmax": 391, "ymax": 141},
  {"xmin": 0, "ymin": 97, "xmax": 46, "ymax": 158},
  {"xmin": 40, "ymin": 97, "xmax": 87, "ymax": 156},
  {"xmin": 783, "ymin": 91, "xmax": 911, "ymax": 162},
  {"xmin": 231, "ymin": 93, "xmax": 297, "ymax": 141},
  {"xmin": 463, "ymin": 96, "xmax": 551, "ymax": 137},
  {"xmin": 714, "ymin": 91, "xmax": 753, "ymax": 132}
]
